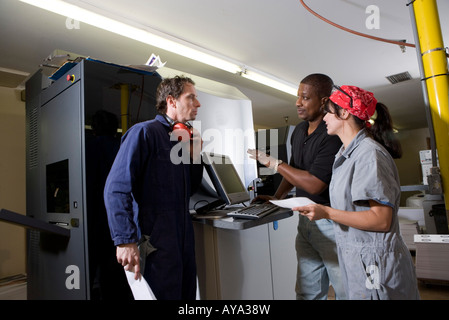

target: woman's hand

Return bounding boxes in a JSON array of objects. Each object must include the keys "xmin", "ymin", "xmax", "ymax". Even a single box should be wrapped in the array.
[{"xmin": 293, "ymin": 204, "xmax": 328, "ymax": 221}]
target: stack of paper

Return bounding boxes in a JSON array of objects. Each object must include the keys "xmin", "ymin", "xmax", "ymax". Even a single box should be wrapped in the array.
[
  {"xmin": 397, "ymin": 207, "xmax": 425, "ymax": 230},
  {"xmin": 399, "ymin": 218, "xmax": 421, "ymax": 250},
  {"xmin": 414, "ymin": 234, "xmax": 449, "ymax": 281}
]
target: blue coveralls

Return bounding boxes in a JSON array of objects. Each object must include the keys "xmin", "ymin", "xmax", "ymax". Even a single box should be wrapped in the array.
[
  {"xmin": 104, "ymin": 114, "xmax": 202, "ymax": 300},
  {"xmin": 329, "ymin": 129, "xmax": 420, "ymax": 300}
]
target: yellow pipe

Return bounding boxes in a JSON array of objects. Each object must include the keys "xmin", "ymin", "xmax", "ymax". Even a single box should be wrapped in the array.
[
  {"xmin": 413, "ymin": 0, "xmax": 449, "ymax": 216},
  {"xmin": 120, "ymin": 84, "xmax": 129, "ymax": 133}
]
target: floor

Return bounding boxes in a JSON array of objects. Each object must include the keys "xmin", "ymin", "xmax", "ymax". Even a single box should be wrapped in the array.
[
  {"xmin": 1, "ymin": 272, "xmax": 449, "ymax": 300},
  {"xmin": 0, "ymin": 274, "xmax": 26, "ymax": 300},
  {"xmin": 417, "ymin": 281, "xmax": 449, "ymax": 300}
]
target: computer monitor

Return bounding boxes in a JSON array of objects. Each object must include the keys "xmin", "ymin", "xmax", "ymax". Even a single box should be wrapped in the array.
[{"xmin": 203, "ymin": 152, "xmax": 250, "ymax": 205}]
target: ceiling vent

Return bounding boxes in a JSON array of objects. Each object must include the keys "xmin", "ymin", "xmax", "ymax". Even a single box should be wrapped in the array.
[{"xmin": 386, "ymin": 71, "xmax": 412, "ymax": 84}]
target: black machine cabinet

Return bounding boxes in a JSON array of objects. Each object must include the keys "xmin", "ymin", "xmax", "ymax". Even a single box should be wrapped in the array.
[{"xmin": 25, "ymin": 59, "xmax": 161, "ymax": 299}]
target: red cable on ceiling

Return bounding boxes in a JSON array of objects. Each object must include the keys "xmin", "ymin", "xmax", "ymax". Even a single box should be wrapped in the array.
[{"xmin": 299, "ymin": 0, "xmax": 416, "ymax": 48}]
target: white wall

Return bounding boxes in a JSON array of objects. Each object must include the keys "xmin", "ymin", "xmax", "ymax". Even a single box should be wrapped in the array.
[{"xmin": 195, "ymin": 90, "xmax": 257, "ymax": 188}]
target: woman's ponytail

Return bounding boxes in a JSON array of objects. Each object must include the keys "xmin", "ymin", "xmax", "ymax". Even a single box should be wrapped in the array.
[{"xmin": 369, "ymin": 103, "xmax": 402, "ymax": 159}]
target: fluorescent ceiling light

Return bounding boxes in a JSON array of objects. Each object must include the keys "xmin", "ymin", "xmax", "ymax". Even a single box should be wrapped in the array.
[
  {"xmin": 241, "ymin": 68, "xmax": 298, "ymax": 96},
  {"xmin": 20, "ymin": 0, "xmax": 297, "ymax": 96}
]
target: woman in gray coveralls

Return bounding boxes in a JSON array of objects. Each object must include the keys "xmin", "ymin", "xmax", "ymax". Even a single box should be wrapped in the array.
[{"xmin": 294, "ymin": 85, "xmax": 420, "ymax": 300}]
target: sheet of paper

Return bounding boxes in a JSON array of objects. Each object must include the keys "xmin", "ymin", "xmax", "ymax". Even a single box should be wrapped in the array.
[
  {"xmin": 145, "ymin": 53, "xmax": 166, "ymax": 68},
  {"xmin": 125, "ymin": 270, "xmax": 157, "ymax": 300},
  {"xmin": 270, "ymin": 197, "xmax": 315, "ymax": 209},
  {"xmin": 128, "ymin": 53, "xmax": 167, "ymax": 73}
]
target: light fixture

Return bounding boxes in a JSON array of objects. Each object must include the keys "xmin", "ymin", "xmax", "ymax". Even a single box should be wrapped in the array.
[
  {"xmin": 20, "ymin": 0, "xmax": 298, "ymax": 96},
  {"xmin": 241, "ymin": 67, "xmax": 298, "ymax": 96}
]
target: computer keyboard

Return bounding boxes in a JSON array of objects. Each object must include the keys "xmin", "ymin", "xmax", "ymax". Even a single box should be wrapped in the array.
[{"xmin": 227, "ymin": 203, "xmax": 278, "ymax": 220}]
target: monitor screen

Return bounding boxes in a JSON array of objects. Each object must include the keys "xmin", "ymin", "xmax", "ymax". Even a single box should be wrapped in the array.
[{"xmin": 203, "ymin": 152, "xmax": 250, "ymax": 205}]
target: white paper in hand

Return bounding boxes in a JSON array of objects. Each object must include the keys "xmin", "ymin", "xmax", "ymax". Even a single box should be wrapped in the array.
[
  {"xmin": 125, "ymin": 270, "xmax": 157, "ymax": 300},
  {"xmin": 270, "ymin": 197, "xmax": 315, "ymax": 209}
]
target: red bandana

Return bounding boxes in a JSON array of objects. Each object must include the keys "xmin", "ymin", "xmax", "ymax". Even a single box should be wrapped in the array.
[{"xmin": 329, "ymin": 85, "xmax": 377, "ymax": 121}]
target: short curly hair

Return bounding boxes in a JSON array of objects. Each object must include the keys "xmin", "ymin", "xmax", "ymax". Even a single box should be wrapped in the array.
[
  {"xmin": 155, "ymin": 76, "xmax": 195, "ymax": 113},
  {"xmin": 300, "ymin": 73, "xmax": 334, "ymax": 98}
]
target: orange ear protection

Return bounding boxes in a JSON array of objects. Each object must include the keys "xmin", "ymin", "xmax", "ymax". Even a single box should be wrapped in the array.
[
  {"xmin": 164, "ymin": 114, "xmax": 192, "ymax": 141},
  {"xmin": 173, "ymin": 122, "xmax": 193, "ymax": 141}
]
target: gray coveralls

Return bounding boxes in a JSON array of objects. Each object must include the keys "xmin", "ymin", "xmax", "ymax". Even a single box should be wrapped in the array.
[{"xmin": 329, "ymin": 129, "xmax": 420, "ymax": 300}]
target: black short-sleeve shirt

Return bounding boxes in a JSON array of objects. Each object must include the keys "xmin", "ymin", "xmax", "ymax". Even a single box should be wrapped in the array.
[{"xmin": 290, "ymin": 120, "xmax": 342, "ymax": 205}]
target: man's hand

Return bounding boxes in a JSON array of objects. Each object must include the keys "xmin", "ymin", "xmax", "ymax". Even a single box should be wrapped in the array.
[
  {"xmin": 247, "ymin": 149, "xmax": 277, "ymax": 169},
  {"xmin": 117, "ymin": 243, "xmax": 141, "ymax": 280}
]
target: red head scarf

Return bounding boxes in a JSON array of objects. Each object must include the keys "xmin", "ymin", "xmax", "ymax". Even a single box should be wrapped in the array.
[{"xmin": 329, "ymin": 85, "xmax": 377, "ymax": 121}]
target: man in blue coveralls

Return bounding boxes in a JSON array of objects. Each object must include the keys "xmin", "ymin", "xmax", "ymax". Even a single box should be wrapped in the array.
[{"xmin": 104, "ymin": 76, "xmax": 203, "ymax": 300}]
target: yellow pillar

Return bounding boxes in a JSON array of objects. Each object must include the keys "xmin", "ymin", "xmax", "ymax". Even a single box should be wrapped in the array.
[
  {"xmin": 120, "ymin": 84, "xmax": 129, "ymax": 133},
  {"xmin": 412, "ymin": 0, "xmax": 449, "ymax": 216}
]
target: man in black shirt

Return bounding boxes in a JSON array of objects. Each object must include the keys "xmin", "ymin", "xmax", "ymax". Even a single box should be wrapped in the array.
[{"xmin": 249, "ymin": 74, "xmax": 345, "ymax": 300}]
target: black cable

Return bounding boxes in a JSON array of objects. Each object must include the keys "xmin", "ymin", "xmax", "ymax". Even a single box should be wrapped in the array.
[{"xmin": 136, "ymin": 75, "xmax": 144, "ymax": 122}]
